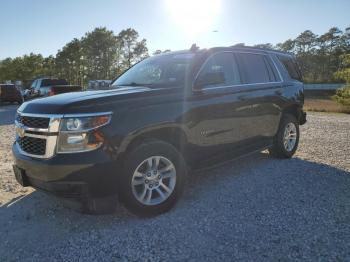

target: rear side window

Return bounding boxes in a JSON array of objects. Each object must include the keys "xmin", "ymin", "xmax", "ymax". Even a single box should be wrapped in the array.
[
  {"xmin": 0, "ymin": 85, "xmax": 16, "ymax": 91},
  {"xmin": 236, "ymin": 53, "xmax": 273, "ymax": 84},
  {"xmin": 196, "ymin": 52, "xmax": 241, "ymax": 88},
  {"xmin": 41, "ymin": 79, "xmax": 68, "ymax": 87},
  {"xmin": 278, "ymin": 55, "xmax": 302, "ymax": 81}
]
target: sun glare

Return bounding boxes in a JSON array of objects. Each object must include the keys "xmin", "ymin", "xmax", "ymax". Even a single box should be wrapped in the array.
[{"xmin": 165, "ymin": 0, "xmax": 221, "ymax": 34}]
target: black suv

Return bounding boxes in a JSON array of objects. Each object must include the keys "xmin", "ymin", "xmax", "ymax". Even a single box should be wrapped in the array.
[{"xmin": 12, "ymin": 46, "xmax": 306, "ymax": 216}]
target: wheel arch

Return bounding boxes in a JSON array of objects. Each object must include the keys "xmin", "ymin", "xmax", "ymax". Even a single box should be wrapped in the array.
[
  {"xmin": 116, "ymin": 125, "xmax": 189, "ymax": 163},
  {"xmin": 281, "ymin": 104, "xmax": 304, "ymax": 124}
]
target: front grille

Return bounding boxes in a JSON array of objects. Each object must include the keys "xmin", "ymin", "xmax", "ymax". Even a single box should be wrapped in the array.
[
  {"xmin": 18, "ymin": 136, "xmax": 46, "ymax": 155},
  {"xmin": 16, "ymin": 114, "xmax": 50, "ymax": 129}
]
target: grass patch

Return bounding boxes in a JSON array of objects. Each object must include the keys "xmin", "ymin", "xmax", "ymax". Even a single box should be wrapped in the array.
[
  {"xmin": 304, "ymin": 89, "xmax": 350, "ymax": 114},
  {"xmin": 304, "ymin": 98, "xmax": 350, "ymax": 114},
  {"xmin": 332, "ymin": 85, "xmax": 350, "ymax": 107}
]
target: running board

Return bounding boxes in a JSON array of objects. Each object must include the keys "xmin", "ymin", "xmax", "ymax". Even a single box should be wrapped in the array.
[{"xmin": 193, "ymin": 144, "xmax": 273, "ymax": 173}]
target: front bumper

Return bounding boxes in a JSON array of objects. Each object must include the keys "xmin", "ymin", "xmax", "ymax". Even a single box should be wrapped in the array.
[{"xmin": 12, "ymin": 143, "xmax": 119, "ymax": 199}]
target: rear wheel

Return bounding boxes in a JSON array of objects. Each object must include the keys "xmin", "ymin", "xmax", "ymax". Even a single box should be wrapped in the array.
[
  {"xmin": 119, "ymin": 140, "xmax": 187, "ymax": 217},
  {"xmin": 269, "ymin": 114, "xmax": 300, "ymax": 158}
]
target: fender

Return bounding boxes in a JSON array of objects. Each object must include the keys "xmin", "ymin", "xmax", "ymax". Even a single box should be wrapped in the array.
[{"xmin": 115, "ymin": 122, "xmax": 190, "ymax": 157}]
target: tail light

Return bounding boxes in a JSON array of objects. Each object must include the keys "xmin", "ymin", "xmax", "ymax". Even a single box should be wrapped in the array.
[{"xmin": 48, "ymin": 88, "xmax": 55, "ymax": 96}]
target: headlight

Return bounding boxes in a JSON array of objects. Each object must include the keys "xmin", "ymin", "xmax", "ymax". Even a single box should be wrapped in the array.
[
  {"xmin": 66, "ymin": 118, "xmax": 83, "ymax": 131},
  {"xmin": 57, "ymin": 113, "xmax": 112, "ymax": 153},
  {"xmin": 61, "ymin": 115, "xmax": 111, "ymax": 132}
]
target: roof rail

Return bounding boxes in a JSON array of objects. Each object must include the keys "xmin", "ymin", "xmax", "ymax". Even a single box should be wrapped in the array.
[
  {"xmin": 190, "ymin": 44, "xmax": 199, "ymax": 52},
  {"xmin": 229, "ymin": 45, "xmax": 294, "ymax": 55},
  {"xmin": 231, "ymin": 43, "xmax": 245, "ymax": 47}
]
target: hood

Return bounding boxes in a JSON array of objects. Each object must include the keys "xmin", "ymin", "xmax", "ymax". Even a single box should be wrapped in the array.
[{"xmin": 19, "ymin": 86, "xmax": 153, "ymax": 114}]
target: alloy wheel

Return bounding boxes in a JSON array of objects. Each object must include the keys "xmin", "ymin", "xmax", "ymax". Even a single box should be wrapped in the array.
[
  {"xmin": 283, "ymin": 122, "xmax": 297, "ymax": 152},
  {"xmin": 131, "ymin": 156, "xmax": 176, "ymax": 206}
]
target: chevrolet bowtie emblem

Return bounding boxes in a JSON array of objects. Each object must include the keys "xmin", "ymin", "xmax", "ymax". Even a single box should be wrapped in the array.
[{"xmin": 16, "ymin": 125, "xmax": 25, "ymax": 138}]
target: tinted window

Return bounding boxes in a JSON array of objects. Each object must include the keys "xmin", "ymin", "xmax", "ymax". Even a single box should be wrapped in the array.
[
  {"xmin": 196, "ymin": 52, "xmax": 241, "ymax": 88},
  {"xmin": 278, "ymin": 55, "xmax": 302, "ymax": 81},
  {"xmin": 112, "ymin": 53, "xmax": 195, "ymax": 88},
  {"xmin": 236, "ymin": 53, "xmax": 271, "ymax": 84},
  {"xmin": 264, "ymin": 58, "xmax": 279, "ymax": 82},
  {"xmin": 41, "ymin": 79, "xmax": 68, "ymax": 87},
  {"xmin": 0, "ymin": 85, "xmax": 16, "ymax": 91},
  {"xmin": 30, "ymin": 80, "xmax": 37, "ymax": 89},
  {"xmin": 35, "ymin": 80, "xmax": 41, "ymax": 90}
]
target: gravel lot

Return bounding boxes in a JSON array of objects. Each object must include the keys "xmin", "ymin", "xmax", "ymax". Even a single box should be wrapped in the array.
[{"xmin": 0, "ymin": 104, "xmax": 349, "ymax": 261}]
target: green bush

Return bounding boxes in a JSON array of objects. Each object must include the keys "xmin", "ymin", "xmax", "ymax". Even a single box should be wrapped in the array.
[{"xmin": 332, "ymin": 85, "xmax": 350, "ymax": 107}]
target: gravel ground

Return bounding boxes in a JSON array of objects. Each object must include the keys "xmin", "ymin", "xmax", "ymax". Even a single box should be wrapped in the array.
[{"xmin": 0, "ymin": 104, "xmax": 349, "ymax": 261}]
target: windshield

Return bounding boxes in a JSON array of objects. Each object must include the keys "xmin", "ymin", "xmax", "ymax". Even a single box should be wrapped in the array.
[{"xmin": 112, "ymin": 53, "xmax": 195, "ymax": 88}]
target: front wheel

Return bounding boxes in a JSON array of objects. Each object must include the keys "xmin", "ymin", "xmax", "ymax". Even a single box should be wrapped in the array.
[
  {"xmin": 119, "ymin": 140, "xmax": 187, "ymax": 217},
  {"xmin": 269, "ymin": 114, "xmax": 300, "ymax": 158}
]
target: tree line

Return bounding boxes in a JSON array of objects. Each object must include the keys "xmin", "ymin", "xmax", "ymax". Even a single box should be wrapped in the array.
[
  {"xmin": 0, "ymin": 27, "xmax": 148, "ymax": 87},
  {"xmin": 0, "ymin": 26, "xmax": 349, "ymax": 87},
  {"xmin": 254, "ymin": 27, "xmax": 350, "ymax": 83}
]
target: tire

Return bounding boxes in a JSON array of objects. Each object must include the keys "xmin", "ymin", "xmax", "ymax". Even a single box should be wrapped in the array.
[
  {"xmin": 119, "ymin": 140, "xmax": 187, "ymax": 217},
  {"xmin": 269, "ymin": 114, "xmax": 300, "ymax": 158}
]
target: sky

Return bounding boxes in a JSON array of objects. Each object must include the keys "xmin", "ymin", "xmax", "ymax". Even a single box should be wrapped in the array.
[{"xmin": 0, "ymin": 0, "xmax": 349, "ymax": 59}]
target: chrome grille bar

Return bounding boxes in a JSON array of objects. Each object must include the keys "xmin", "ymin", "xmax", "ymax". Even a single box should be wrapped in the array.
[{"xmin": 15, "ymin": 112, "xmax": 63, "ymax": 159}]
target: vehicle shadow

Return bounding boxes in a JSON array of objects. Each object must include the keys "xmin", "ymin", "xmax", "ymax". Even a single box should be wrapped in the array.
[
  {"xmin": 1, "ymin": 152, "xmax": 349, "ymax": 260},
  {"xmin": 0, "ymin": 103, "xmax": 18, "ymax": 126}
]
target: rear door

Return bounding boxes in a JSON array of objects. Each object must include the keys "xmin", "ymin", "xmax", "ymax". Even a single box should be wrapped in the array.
[{"xmin": 234, "ymin": 52, "xmax": 283, "ymax": 139}]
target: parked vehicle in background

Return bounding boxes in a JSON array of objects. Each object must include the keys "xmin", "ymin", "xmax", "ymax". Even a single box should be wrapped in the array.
[
  {"xmin": 23, "ymin": 89, "xmax": 31, "ymax": 101},
  {"xmin": 88, "ymin": 80, "xmax": 112, "ymax": 90},
  {"xmin": 12, "ymin": 46, "xmax": 306, "ymax": 217},
  {"xmin": 0, "ymin": 84, "xmax": 23, "ymax": 104},
  {"xmin": 27, "ymin": 78, "xmax": 82, "ymax": 99}
]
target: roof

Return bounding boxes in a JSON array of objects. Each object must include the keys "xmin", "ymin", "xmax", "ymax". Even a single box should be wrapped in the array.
[
  {"xmin": 154, "ymin": 45, "xmax": 293, "ymax": 58},
  {"xmin": 153, "ymin": 49, "xmax": 206, "ymax": 57},
  {"xmin": 209, "ymin": 45, "xmax": 293, "ymax": 56}
]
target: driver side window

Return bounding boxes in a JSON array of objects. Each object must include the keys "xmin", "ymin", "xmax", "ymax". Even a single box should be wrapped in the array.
[
  {"xmin": 196, "ymin": 52, "xmax": 241, "ymax": 89},
  {"xmin": 30, "ymin": 80, "xmax": 37, "ymax": 89},
  {"xmin": 137, "ymin": 65, "xmax": 162, "ymax": 83},
  {"xmin": 35, "ymin": 80, "xmax": 41, "ymax": 90}
]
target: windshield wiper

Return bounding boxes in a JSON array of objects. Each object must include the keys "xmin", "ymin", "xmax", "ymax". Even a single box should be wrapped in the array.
[{"xmin": 117, "ymin": 82, "xmax": 152, "ymax": 87}]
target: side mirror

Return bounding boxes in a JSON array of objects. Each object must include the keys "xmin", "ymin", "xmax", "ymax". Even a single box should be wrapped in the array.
[{"xmin": 194, "ymin": 71, "xmax": 225, "ymax": 90}]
